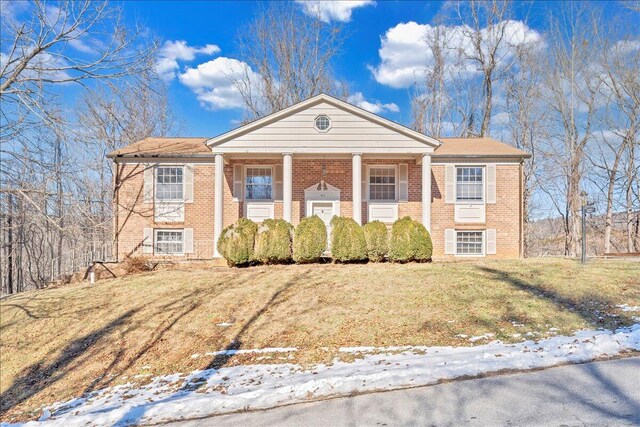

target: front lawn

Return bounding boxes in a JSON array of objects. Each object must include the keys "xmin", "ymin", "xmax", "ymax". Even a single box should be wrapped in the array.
[{"xmin": 1, "ymin": 258, "xmax": 639, "ymax": 422}]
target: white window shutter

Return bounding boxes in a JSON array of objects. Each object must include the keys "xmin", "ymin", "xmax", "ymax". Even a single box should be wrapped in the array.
[
  {"xmin": 361, "ymin": 163, "xmax": 367, "ymax": 202},
  {"xmin": 143, "ymin": 228, "xmax": 153, "ymax": 254},
  {"xmin": 184, "ymin": 228, "xmax": 194, "ymax": 254},
  {"xmin": 445, "ymin": 164, "xmax": 456, "ymax": 204},
  {"xmin": 184, "ymin": 164, "xmax": 194, "ymax": 203},
  {"xmin": 445, "ymin": 229, "xmax": 456, "ymax": 254},
  {"xmin": 233, "ymin": 164, "xmax": 243, "ymax": 200},
  {"xmin": 398, "ymin": 164, "xmax": 408, "ymax": 202},
  {"xmin": 487, "ymin": 229, "xmax": 497, "ymax": 254},
  {"xmin": 274, "ymin": 165, "xmax": 283, "ymax": 201},
  {"xmin": 486, "ymin": 164, "xmax": 496, "ymax": 204},
  {"xmin": 143, "ymin": 164, "xmax": 154, "ymax": 203}
]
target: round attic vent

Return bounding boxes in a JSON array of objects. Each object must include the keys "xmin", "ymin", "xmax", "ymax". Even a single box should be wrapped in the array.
[{"xmin": 314, "ymin": 115, "xmax": 331, "ymax": 132}]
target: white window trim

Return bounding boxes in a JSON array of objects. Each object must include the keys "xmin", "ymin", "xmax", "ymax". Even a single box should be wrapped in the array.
[
  {"xmin": 455, "ymin": 165, "xmax": 485, "ymax": 205},
  {"xmin": 314, "ymin": 115, "xmax": 332, "ymax": 133},
  {"xmin": 244, "ymin": 165, "xmax": 274, "ymax": 202},
  {"xmin": 154, "ymin": 228, "xmax": 185, "ymax": 256},
  {"xmin": 454, "ymin": 230, "xmax": 485, "ymax": 257},
  {"xmin": 155, "ymin": 165, "xmax": 186, "ymax": 202},
  {"xmin": 367, "ymin": 164, "xmax": 398, "ymax": 203}
]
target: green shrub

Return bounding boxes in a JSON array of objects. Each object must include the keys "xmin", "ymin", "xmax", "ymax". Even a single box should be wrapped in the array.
[
  {"xmin": 388, "ymin": 217, "xmax": 433, "ymax": 262},
  {"xmin": 254, "ymin": 219, "xmax": 294, "ymax": 264},
  {"xmin": 362, "ymin": 220, "xmax": 389, "ymax": 262},
  {"xmin": 293, "ymin": 215, "xmax": 327, "ymax": 263},
  {"xmin": 330, "ymin": 216, "xmax": 367, "ymax": 262},
  {"xmin": 217, "ymin": 218, "xmax": 258, "ymax": 267}
]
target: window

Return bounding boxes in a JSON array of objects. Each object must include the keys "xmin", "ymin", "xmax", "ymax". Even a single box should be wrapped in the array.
[
  {"xmin": 156, "ymin": 166, "xmax": 184, "ymax": 201},
  {"xmin": 456, "ymin": 231, "xmax": 483, "ymax": 255},
  {"xmin": 369, "ymin": 167, "xmax": 396, "ymax": 201},
  {"xmin": 456, "ymin": 167, "xmax": 483, "ymax": 202},
  {"xmin": 314, "ymin": 115, "xmax": 331, "ymax": 132},
  {"xmin": 155, "ymin": 229, "xmax": 183, "ymax": 255},
  {"xmin": 245, "ymin": 167, "xmax": 273, "ymax": 200}
]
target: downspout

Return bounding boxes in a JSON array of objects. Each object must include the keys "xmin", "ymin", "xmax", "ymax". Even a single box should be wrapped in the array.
[
  {"xmin": 113, "ymin": 160, "xmax": 120, "ymax": 262},
  {"xmin": 520, "ymin": 159, "xmax": 524, "ymax": 258}
]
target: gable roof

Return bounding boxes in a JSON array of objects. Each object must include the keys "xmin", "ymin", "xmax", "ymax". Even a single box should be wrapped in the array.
[
  {"xmin": 206, "ymin": 93, "xmax": 441, "ymax": 149},
  {"xmin": 434, "ymin": 137, "xmax": 531, "ymax": 158},
  {"xmin": 106, "ymin": 137, "xmax": 211, "ymax": 158}
]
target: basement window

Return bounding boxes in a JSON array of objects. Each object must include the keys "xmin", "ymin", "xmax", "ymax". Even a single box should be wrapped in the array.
[
  {"xmin": 155, "ymin": 229, "xmax": 184, "ymax": 255},
  {"xmin": 456, "ymin": 231, "xmax": 484, "ymax": 256}
]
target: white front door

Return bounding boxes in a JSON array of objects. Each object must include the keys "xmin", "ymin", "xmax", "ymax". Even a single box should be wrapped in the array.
[{"xmin": 311, "ymin": 202, "xmax": 333, "ymax": 249}]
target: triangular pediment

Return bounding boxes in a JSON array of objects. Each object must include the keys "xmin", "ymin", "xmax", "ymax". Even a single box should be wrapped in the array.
[{"xmin": 207, "ymin": 94, "xmax": 439, "ymax": 154}]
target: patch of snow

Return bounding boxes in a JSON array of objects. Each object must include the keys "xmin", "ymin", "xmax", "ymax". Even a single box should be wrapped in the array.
[
  {"xmin": 216, "ymin": 322, "xmax": 234, "ymax": 327},
  {"xmin": 469, "ymin": 333, "xmax": 495, "ymax": 343},
  {"xmin": 617, "ymin": 304, "xmax": 640, "ymax": 312},
  {"xmin": 6, "ymin": 325, "xmax": 640, "ymax": 427},
  {"xmin": 190, "ymin": 347, "xmax": 297, "ymax": 358}
]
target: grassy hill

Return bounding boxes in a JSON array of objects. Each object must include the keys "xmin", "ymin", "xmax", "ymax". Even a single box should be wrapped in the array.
[{"xmin": 1, "ymin": 259, "xmax": 639, "ymax": 422}]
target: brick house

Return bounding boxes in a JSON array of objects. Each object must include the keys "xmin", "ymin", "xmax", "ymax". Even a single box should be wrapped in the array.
[{"xmin": 108, "ymin": 94, "xmax": 530, "ymax": 260}]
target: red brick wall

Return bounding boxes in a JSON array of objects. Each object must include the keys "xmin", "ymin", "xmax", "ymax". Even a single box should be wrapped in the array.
[
  {"xmin": 113, "ymin": 162, "xmax": 215, "ymax": 260},
  {"xmin": 113, "ymin": 158, "xmax": 523, "ymax": 260}
]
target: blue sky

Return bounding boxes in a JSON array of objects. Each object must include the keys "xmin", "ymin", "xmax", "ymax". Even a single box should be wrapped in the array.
[{"xmin": 120, "ymin": 0, "xmax": 620, "ymax": 138}]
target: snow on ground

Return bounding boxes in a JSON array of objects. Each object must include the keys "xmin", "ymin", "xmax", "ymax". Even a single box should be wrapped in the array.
[
  {"xmin": 190, "ymin": 347, "xmax": 297, "ymax": 359},
  {"xmin": 617, "ymin": 304, "xmax": 640, "ymax": 312},
  {"xmin": 5, "ymin": 325, "xmax": 640, "ymax": 427}
]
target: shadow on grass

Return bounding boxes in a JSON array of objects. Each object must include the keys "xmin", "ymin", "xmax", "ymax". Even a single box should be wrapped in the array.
[
  {"xmin": 0, "ymin": 309, "xmax": 139, "ymax": 417},
  {"xmin": 476, "ymin": 266, "xmax": 635, "ymax": 329},
  {"xmin": 111, "ymin": 269, "xmax": 311, "ymax": 426}
]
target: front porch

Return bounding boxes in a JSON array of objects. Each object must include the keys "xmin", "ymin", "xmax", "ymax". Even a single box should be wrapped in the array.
[{"xmin": 213, "ymin": 153, "xmax": 433, "ymax": 256}]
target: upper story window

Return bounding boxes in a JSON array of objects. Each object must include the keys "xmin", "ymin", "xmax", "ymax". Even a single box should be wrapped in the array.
[
  {"xmin": 156, "ymin": 166, "xmax": 184, "ymax": 201},
  {"xmin": 314, "ymin": 115, "xmax": 331, "ymax": 132},
  {"xmin": 369, "ymin": 166, "xmax": 396, "ymax": 201},
  {"xmin": 245, "ymin": 166, "xmax": 273, "ymax": 200},
  {"xmin": 456, "ymin": 167, "xmax": 483, "ymax": 202}
]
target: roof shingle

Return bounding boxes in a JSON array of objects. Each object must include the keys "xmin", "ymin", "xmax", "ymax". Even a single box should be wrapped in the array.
[
  {"xmin": 107, "ymin": 137, "xmax": 211, "ymax": 158},
  {"xmin": 434, "ymin": 137, "xmax": 530, "ymax": 158}
]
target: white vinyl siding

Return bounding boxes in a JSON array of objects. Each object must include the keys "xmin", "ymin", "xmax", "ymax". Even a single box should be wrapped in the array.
[
  {"xmin": 245, "ymin": 166, "xmax": 273, "ymax": 200},
  {"xmin": 369, "ymin": 166, "xmax": 397, "ymax": 201},
  {"xmin": 218, "ymin": 102, "xmax": 434, "ymax": 153},
  {"xmin": 456, "ymin": 231, "xmax": 484, "ymax": 256},
  {"xmin": 155, "ymin": 229, "xmax": 184, "ymax": 255},
  {"xmin": 456, "ymin": 167, "xmax": 483, "ymax": 202},
  {"xmin": 156, "ymin": 166, "xmax": 184, "ymax": 201}
]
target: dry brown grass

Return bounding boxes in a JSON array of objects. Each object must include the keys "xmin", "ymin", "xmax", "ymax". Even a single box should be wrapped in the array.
[{"xmin": 1, "ymin": 258, "xmax": 639, "ymax": 421}]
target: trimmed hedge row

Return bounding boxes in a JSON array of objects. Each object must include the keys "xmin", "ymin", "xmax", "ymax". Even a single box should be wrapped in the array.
[{"xmin": 217, "ymin": 216, "xmax": 432, "ymax": 266}]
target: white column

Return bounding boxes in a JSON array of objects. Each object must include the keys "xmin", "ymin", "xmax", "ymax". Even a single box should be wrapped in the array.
[
  {"xmin": 422, "ymin": 153, "xmax": 432, "ymax": 232},
  {"xmin": 214, "ymin": 153, "xmax": 224, "ymax": 257},
  {"xmin": 283, "ymin": 153, "xmax": 293, "ymax": 223},
  {"xmin": 352, "ymin": 153, "xmax": 362, "ymax": 225}
]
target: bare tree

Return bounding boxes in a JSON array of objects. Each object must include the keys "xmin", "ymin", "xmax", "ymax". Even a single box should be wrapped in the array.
[
  {"xmin": 542, "ymin": 3, "xmax": 603, "ymax": 257},
  {"xmin": 450, "ymin": 0, "xmax": 516, "ymax": 137},
  {"xmin": 504, "ymin": 44, "xmax": 547, "ymax": 255},
  {"xmin": 233, "ymin": 2, "xmax": 346, "ymax": 121},
  {"xmin": 0, "ymin": 0, "xmax": 160, "ymax": 293}
]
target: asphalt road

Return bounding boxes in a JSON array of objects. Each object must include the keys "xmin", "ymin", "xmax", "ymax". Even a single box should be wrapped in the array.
[{"xmin": 168, "ymin": 357, "xmax": 640, "ymax": 426}]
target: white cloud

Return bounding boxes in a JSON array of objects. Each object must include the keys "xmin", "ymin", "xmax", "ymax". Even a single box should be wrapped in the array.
[
  {"xmin": 347, "ymin": 92, "xmax": 399, "ymax": 114},
  {"xmin": 492, "ymin": 111, "xmax": 511, "ymax": 126},
  {"xmin": 371, "ymin": 20, "xmax": 542, "ymax": 89},
  {"xmin": 156, "ymin": 40, "xmax": 220, "ymax": 80},
  {"xmin": 179, "ymin": 57, "xmax": 258, "ymax": 110},
  {"xmin": 296, "ymin": 0, "xmax": 374, "ymax": 23}
]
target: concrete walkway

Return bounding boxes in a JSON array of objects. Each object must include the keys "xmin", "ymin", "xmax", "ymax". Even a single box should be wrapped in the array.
[{"xmin": 168, "ymin": 356, "xmax": 640, "ymax": 426}]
